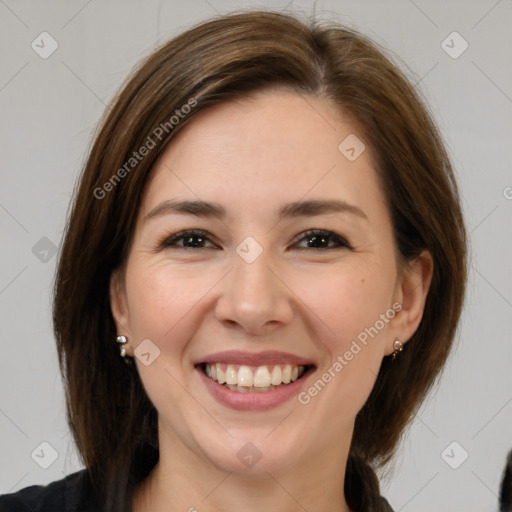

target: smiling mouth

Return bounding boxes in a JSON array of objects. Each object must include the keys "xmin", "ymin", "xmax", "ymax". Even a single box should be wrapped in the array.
[{"xmin": 198, "ymin": 362, "xmax": 315, "ymax": 393}]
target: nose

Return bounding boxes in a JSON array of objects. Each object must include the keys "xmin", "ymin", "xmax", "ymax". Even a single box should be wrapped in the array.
[{"xmin": 214, "ymin": 246, "xmax": 294, "ymax": 336}]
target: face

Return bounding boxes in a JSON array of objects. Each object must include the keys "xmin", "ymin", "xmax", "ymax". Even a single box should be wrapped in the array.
[{"xmin": 110, "ymin": 89, "xmax": 427, "ymax": 478}]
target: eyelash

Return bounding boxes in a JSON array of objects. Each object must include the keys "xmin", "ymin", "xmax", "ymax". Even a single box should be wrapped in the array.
[{"xmin": 157, "ymin": 229, "xmax": 352, "ymax": 251}]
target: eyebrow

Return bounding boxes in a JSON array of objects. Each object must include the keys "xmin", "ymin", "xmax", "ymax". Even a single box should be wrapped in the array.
[{"xmin": 143, "ymin": 198, "xmax": 368, "ymax": 223}]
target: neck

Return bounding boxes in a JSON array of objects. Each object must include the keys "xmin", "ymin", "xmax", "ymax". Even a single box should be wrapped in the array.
[{"xmin": 133, "ymin": 421, "xmax": 353, "ymax": 512}]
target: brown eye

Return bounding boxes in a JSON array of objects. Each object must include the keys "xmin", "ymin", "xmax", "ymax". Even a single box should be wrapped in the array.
[
  {"xmin": 160, "ymin": 230, "xmax": 217, "ymax": 249},
  {"xmin": 295, "ymin": 230, "xmax": 352, "ymax": 250}
]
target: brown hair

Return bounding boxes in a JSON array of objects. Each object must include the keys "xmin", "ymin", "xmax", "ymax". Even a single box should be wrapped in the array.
[{"xmin": 53, "ymin": 9, "xmax": 467, "ymax": 511}]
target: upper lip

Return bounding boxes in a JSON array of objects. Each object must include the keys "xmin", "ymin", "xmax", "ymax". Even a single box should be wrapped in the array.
[{"xmin": 195, "ymin": 350, "xmax": 316, "ymax": 367}]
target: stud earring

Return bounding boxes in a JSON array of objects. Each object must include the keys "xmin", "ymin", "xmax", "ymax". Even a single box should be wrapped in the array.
[
  {"xmin": 115, "ymin": 335, "xmax": 133, "ymax": 365},
  {"xmin": 392, "ymin": 339, "xmax": 403, "ymax": 360}
]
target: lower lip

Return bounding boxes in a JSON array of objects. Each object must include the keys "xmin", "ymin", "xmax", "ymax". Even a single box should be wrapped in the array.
[{"xmin": 197, "ymin": 366, "xmax": 315, "ymax": 411}]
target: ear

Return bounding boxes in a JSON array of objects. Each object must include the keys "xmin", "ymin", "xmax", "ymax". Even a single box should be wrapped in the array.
[
  {"xmin": 386, "ymin": 250, "xmax": 434, "ymax": 355},
  {"xmin": 109, "ymin": 268, "xmax": 133, "ymax": 351}
]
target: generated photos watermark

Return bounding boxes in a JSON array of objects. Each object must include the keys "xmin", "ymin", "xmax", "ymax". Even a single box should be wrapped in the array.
[
  {"xmin": 93, "ymin": 97, "xmax": 197, "ymax": 200},
  {"xmin": 297, "ymin": 301, "xmax": 403, "ymax": 405}
]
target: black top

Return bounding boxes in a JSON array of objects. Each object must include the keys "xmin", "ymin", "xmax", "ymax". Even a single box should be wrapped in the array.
[
  {"xmin": 0, "ymin": 470, "xmax": 97, "ymax": 512},
  {"xmin": 0, "ymin": 469, "xmax": 395, "ymax": 511}
]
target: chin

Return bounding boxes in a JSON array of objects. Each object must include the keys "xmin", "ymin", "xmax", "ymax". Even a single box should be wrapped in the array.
[{"xmin": 194, "ymin": 427, "xmax": 303, "ymax": 477}]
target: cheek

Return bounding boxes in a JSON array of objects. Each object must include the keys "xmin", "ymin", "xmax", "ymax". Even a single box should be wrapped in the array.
[
  {"xmin": 295, "ymin": 268, "xmax": 392, "ymax": 432},
  {"xmin": 124, "ymin": 264, "xmax": 208, "ymax": 410},
  {"xmin": 295, "ymin": 261, "xmax": 394, "ymax": 350},
  {"xmin": 124, "ymin": 262, "xmax": 209, "ymax": 347},
  {"xmin": 296, "ymin": 262, "xmax": 396, "ymax": 421}
]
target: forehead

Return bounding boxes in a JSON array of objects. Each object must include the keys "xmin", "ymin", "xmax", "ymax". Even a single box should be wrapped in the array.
[{"xmin": 139, "ymin": 90, "xmax": 388, "ymax": 223}]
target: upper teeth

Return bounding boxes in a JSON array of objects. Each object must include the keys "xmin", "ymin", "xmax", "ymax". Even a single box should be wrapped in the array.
[{"xmin": 205, "ymin": 363, "xmax": 305, "ymax": 387}]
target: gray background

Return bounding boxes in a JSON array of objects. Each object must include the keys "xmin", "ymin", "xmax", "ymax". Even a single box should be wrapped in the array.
[{"xmin": 1, "ymin": 1, "xmax": 511, "ymax": 510}]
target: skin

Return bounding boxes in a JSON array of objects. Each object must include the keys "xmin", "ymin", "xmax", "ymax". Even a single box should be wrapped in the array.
[{"xmin": 110, "ymin": 89, "xmax": 433, "ymax": 512}]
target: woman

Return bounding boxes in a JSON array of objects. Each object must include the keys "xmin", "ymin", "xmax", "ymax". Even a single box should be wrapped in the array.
[{"xmin": 0, "ymin": 9, "xmax": 467, "ymax": 512}]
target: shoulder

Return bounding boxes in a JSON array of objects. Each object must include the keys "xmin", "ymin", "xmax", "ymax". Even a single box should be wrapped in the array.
[{"xmin": 0, "ymin": 469, "xmax": 98, "ymax": 512}]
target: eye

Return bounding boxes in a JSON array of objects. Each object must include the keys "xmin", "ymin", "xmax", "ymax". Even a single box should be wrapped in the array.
[
  {"xmin": 157, "ymin": 229, "xmax": 352, "ymax": 251},
  {"xmin": 293, "ymin": 229, "xmax": 352, "ymax": 250},
  {"xmin": 159, "ymin": 229, "xmax": 218, "ymax": 249}
]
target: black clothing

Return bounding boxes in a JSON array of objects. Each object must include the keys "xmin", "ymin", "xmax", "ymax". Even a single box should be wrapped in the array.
[
  {"xmin": 0, "ymin": 470, "xmax": 97, "ymax": 512},
  {"xmin": 0, "ymin": 468, "xmax": 394, "ymax": 511}
]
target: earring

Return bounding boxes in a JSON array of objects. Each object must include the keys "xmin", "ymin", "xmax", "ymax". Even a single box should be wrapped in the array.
[
  {"xmin": 116, "ymin": 335, "xmax": 133, "ymax": 365},
  {"xmin": 392, "ymin": 339, "xmax": 403, "ymax": 360}
]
